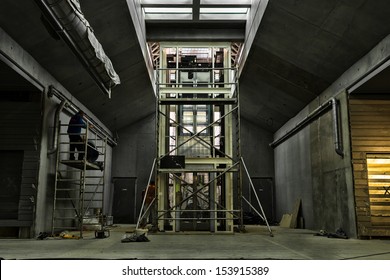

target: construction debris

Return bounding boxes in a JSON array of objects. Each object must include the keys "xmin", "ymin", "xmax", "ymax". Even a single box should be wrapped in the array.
[
  {"xmin": 121, "ymin": 233, "xmax": 150, "ymax": 243},
  {"xmin": 60, "ymin": 231, "xmax": 80, "ymax": 239},
  {"xmin": 36, "ymin": 232, "xmax": 49, "ymax": 240},
  {"xmin": 314, "ymin": 228, "xmax": 349, "ymax": 239}
]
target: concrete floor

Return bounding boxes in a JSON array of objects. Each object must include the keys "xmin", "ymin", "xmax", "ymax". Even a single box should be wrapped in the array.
[{"xmin": 1, "ymin": 225, "xmax": 390, "ymax": 260}]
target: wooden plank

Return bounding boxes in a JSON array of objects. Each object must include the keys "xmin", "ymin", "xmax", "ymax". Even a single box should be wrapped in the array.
[
  {"xmin": 61, "ymin": 160, "xmax": 102, "ymax": 171},
  {"xmin": 349, "ymin": 99, "xmax": 390, "ymax": 105},
  {"xmin": 354, "ymin": 189, "xmax": 368, "ymax": 195},
  {"xmin": 353, "ymin": 171, "xmax": 368, "ymax": 179},
  {"xmin": 354, "ymin": 185, "xmax": 368, "ymax": 190},
  {"xmin": 354, "ymin": 179, "xmax": 368, "ymax": 185},
  {"xmin": 353, "ymin": 163, "xmax": 365, "ymax": 171},
  {"xmin": 352, "ymin": 136, "xmax": 390, "ymax": 142},
  {"xmin": 349, "ymin": 115, "xmax": 390, "ymax": 123},
  {"xmin": 279, "ymin": 214, "xmax": 292, "ymax": 228},
  {"xmin": 352, "ymin": 152, "xmax": 366, "ymax": 160},
  {"xmin": 355, "ymin": 193, "xmax": 370, "ymax": 198},
  {"xmin": 351, "ymin": 129, "xmax": 390, "ymax": 137},
  {"xmin": 355, "ymin": 212, "xmax": 371, "ymax": 218},
  {"xmin": 355, "ymin": 202, "xmax": 370, "ymax": 209},
  {"xmin": 371, "ymin": 216, "xmax": 390, "ymax": 224},
  {"xmin": 352, "ymin": 159, "xmax": 366, "ymax": 164},
  {"xmin": 357, "ymin": 221, "xmax": 372, "ymax": 227},
  {"xmin": 351, "ymin": 147, "xmax": 390, "ymax": 152},
  {"xmin": 349, "ymin": 111, "xmax": 390, "ymax": 117},
  {"xmin": 352, "ymin": 140, "xmax": 390, "ymax": 147},
  {"xmin": 365, "ymin": 228, "xmax": 390, "ymax": 236},
  {"xmin": 354, "ymin": 189, "xmax": 369, "ymax": 196},
  {"xmin": 290, "ymin": 198, "xmax": 301, "ymax": 228},
  {"xmin": 370, "ymin": 205, "xmax": 390, "ymax": 211},
  {"xmin": 369, "ymin": 191, "xmax": 390, "ymax": 196}
]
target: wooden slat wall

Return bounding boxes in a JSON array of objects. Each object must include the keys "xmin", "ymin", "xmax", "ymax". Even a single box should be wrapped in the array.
[
  {"xmin": 0, "ymin": 101, "xmax": 41, "ymax": 229},
  {"xmin": 366, "ymin": 156, "xmax": 390, "ymax": 224},
  {"xmin": 350, "ymin": 99, "xmax": 390, "ymax": 237}
]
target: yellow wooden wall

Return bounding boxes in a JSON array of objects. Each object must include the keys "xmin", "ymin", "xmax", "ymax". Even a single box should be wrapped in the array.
[{"xmin": 350, "ymin": 98, "xmax": 390, "ymax": 237}]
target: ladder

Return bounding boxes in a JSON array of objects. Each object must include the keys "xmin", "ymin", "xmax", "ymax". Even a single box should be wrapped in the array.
[{"xmin": 51, "ymin": 120, "xmax": 107, "ymax": 238}]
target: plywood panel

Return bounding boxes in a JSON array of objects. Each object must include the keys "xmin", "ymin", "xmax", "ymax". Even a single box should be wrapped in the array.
[{"xmin": 350, "ymin": 98, "xmax": 390, "ymax": 237}]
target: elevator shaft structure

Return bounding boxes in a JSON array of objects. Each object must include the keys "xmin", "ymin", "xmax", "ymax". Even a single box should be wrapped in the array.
[{"xmin": 155, "ymin": 43, "xmax": 242, "ymax": 232}]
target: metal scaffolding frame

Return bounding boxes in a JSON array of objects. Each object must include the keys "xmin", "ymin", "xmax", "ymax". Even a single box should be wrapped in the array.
[
  {"xmin": 155, "ymin": 67, "xmax": 239, "ymax": 231},
  {"xmin": 51, "ymin": 118, "xmax": 108, "ymax": 238},
  {"xmin": 139, "ymin": 42, "xmax": 272, "ymax": 235}
]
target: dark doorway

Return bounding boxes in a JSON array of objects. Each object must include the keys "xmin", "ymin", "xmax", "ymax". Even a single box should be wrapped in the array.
[
  {"xmin": 112, "ymin": 178, "xmax": 137, "ymax": 224},
  {"xmin": 249, "ymin": 177, "xmax": 275, "ymax": 224},
  {"xmin": 0, "ymin": 150, "xmax": 24, "ymax": 220}
]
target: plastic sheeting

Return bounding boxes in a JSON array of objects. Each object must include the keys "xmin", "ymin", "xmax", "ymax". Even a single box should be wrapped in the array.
[{"xmin": 46, "ymin": 0, "xmax": 120, "ymax": 94}]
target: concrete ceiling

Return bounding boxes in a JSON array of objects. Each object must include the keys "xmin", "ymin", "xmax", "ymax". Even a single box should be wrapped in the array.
[
  {"xmin": 241, "ymin": 0, "xmax": 390, "ymax": 131},
  {"xmin": 1, "ymin": 0, "xmax": 390, "ymax": 133}
]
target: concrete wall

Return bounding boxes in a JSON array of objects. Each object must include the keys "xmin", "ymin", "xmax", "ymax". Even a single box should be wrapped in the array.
[
  {"xmin": 241, "ymin": 118, "xmax": 275, "ymax": 178},
  {"xmin": 240, "ymin": 118, "xmax": 274, "ymax": 197},
  {"xmin": 240, "ymin": 118, "xmax": 275, "ymax": 224},
  {"xmin": 273, "ymin": 34, "xmax": 390, "ymax": 238},
  {"xmin": 274, "ymin": 92, "xmax": 354, "ymax": 234},
  {"xmin": 239, "ymin": 0, "xmax": 269, "ymax": 76},
  {"xmin": 112, "ymin": 113, "xmax": 156, "ymax": 218}
]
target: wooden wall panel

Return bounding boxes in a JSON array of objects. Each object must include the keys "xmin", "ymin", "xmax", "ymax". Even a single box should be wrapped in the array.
[
  {"xmin": 0, "ymin": 100, "xmax": 41, "ymax": 233},
  {"xmin": 350, "ymin": 99, "xmax": 390, "ymax": 237}
]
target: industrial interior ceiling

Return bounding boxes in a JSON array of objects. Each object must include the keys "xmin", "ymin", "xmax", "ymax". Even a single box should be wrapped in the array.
[{"xmin": 1, "ymin": 0, "xmax": 390, "ymax": 133}]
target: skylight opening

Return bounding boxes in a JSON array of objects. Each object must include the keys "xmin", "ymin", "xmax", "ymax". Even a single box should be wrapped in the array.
[
  {"xmin": 199, "ymin": 7, "xmax": 249, "ymax": 20},
  {"xmin": 144, "ymin": 8, "xmax": 192, "ymax": 14},
  {"xmin": 141, "ymin": 0, "xmax": 250, "ymax": 21},
  {"xmin": 200, "ymin": 0, "xmax": 251, "ymax": 4},
  {"xmin": 145, "ymin": 14, "xmax": 192, "ymax": 20},
  {"xmin": 143, "ymin": 7, "xmax": 192, "ymax": 20},
  {"xmin": 142, "ymin": 0, "xmax": 192, "ymax": 4},
  {"xmin": 200, "ymin": 14, "xmax": 248, "ymax": 21},
  {"xmin": 200, "ymin": 8, "xmax": 249, "ymax": 14}
]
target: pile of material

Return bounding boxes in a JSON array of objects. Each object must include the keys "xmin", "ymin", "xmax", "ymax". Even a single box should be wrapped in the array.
[
  {"xmin": 314, "ymin": 228, "xmax": 349, "ymax": 239},
  {"xmin": 121, "ymin": 233, "xmax": 149, "ymax": 243}
]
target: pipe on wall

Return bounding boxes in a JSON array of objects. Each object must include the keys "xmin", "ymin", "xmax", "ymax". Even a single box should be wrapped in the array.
[
  {"xmin": 269, "ymin": 97, "xmax": 344, "ymax": 157},
  {"xmin": 47, "ymin": 99, "xmax": 68, "ymax": 155},
  {"xmin": 331, "ymin": 98, "xmax": 344, "ymax": 157}
]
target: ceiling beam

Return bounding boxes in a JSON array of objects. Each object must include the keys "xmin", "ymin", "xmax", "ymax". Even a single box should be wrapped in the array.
[{"xmin": 193, "ymin": 0, "xmax": 200, "ymax": 21}]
